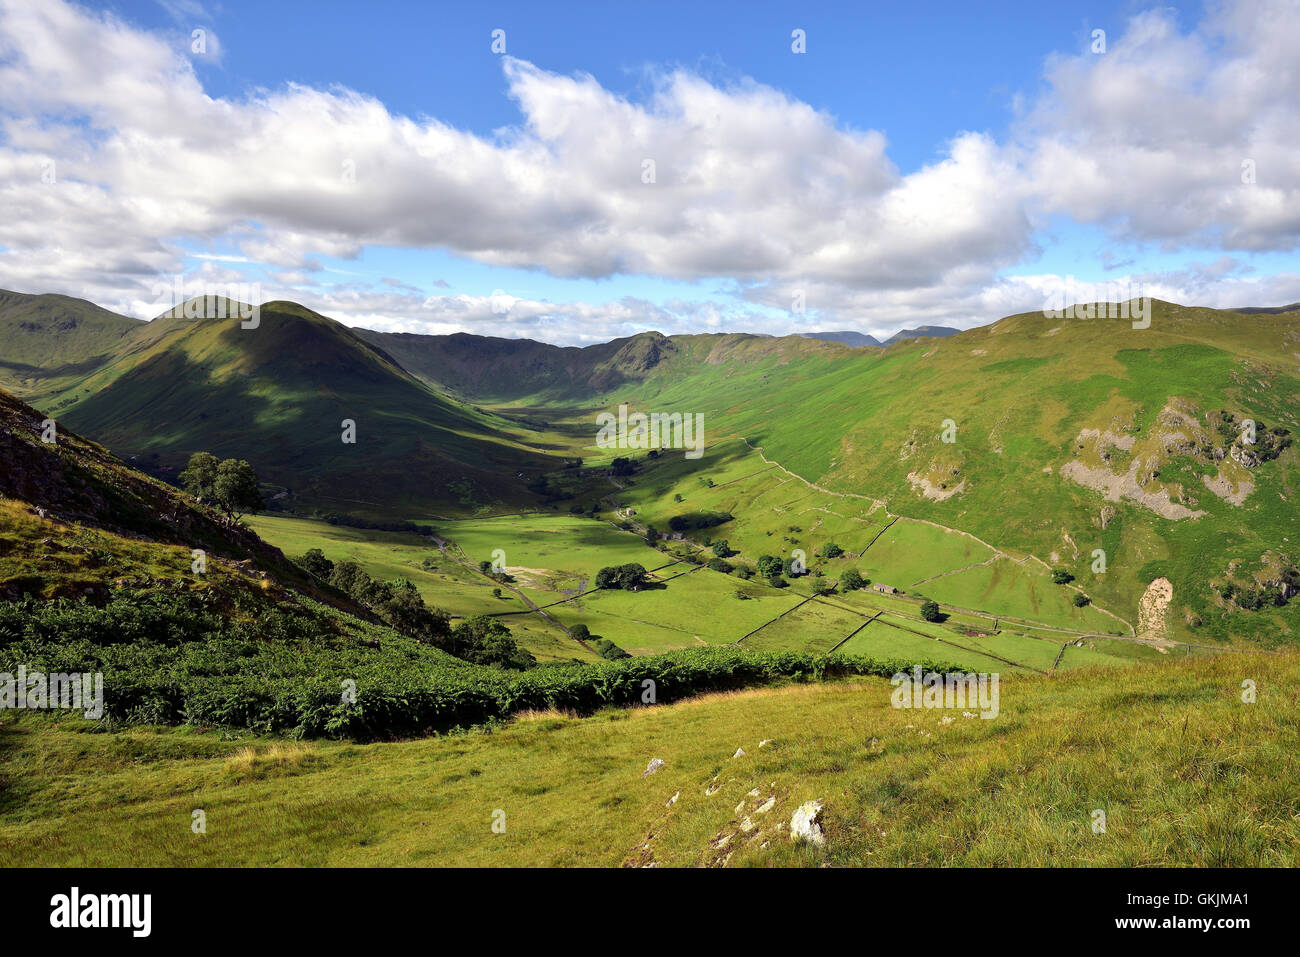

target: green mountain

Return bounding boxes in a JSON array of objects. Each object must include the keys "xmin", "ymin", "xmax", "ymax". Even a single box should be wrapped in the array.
[
  {"xmin": 0, "ymin": 289, "xmax": 145, "ymax": 398},
  {"xmin": 38, "ymin": 300, "xmax": 558, "ymax": 517},
  {"xmin": 583, "ymin": 301, "xmax": 1300, "ymax": 645},
  {"xmin": 798, "ymin": 330, "xmax": 883, "ymax": 348},
  {"xmin": 355, "ymin": 328, "xmax": 687, "ymax": 402}
]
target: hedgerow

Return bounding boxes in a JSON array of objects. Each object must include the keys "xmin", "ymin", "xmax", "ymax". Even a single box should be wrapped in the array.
[{"xmin": 0, "ymin": 591, "xmax": 962, "ymax": 740}]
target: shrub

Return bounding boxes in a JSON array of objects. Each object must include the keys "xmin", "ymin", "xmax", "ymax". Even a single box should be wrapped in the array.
[
  {"xmin": 296, "ymin": 548, "xmax": 334, "ymax": 580},
  {"xmin": 1072, "ymin": 593, "xmax": 1091, "ymax": 607},
  {"xmin": 593, "ymin": 638, "xmax": 631, "ymax": 660}
]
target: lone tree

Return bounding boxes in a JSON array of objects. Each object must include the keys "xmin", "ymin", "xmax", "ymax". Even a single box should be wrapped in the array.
[
  {"xmin": 214, "ymin": 459, "xmax": 264, "ymax": 524},
  {"xmin": 181, "ymin": 452, "xmax": 264, "ymax": 525},
  {"xmin": 839, "ymin": 568, "xmax": 866, "ymax": 591},
  {"xmin": 920, "ymin": 599, "xmax": 943, "ymax": 622}
]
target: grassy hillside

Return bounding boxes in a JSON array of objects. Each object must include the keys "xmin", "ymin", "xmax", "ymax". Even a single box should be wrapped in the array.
[
  {"xmin": 0, "ymin": 289, "xmax": 145, "ymax": 398},
  {"xmin": 41, "ymin": 300, "xmax": 563, "ymax": 517},
  {"xmin": 3, "ymin": 647, "xmax": 1294, "ymax": 866},
  {"xmin": 575, "ymin": 302, "xmax": 1300, "ymax": 647},
  {"xmin": 0, "ymin": 385, "xmax": 324, "ymax": 601}
]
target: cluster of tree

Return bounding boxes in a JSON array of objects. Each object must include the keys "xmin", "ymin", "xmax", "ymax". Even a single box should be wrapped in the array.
[
  {"xmin": 478, "ymin": 560, "xmax": 515, "ymax": 584},
  {"xmin": 445, "ymin": 615, "xmax": 538, "ymax": 670},
  {"xmin": 595, "ymin": 563, "xmax": 649, "ymax": 591},
  {"xmin": 609, "ymin": 457, "xmax": 637, "ymax": 477},
  {"xmin": 525, "ymin": 474, "xmax": 574, "ymax": 504},
  {"xmin": 667, "ymin": 511, "xmax": 733, "ymax": 533},
  {"xmin": 296, "ymin": 549, "xmax": 534, "ymax": 669},
  {"xmin": 1219, "ymin": 565, "xmax": 1300, "ymax": 611},
  {"xmin": 179, "ymin": 452, "xmax": 264, "ymax": 525},
  {"xmin": 320, "ymin": 513, "xmax": 428, "ymax": 535},
  {"xmin": 569, "ymin": 624, "xmax": 631, "ymax": 660},
  {"xmin": 756, "ymin": 553, "xmax": 805, "ymax": 587}
]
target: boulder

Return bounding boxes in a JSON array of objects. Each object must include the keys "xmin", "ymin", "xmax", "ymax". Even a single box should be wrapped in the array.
[{"xmin": 790, "ymin": 800, "xmax": 825, "ymax": 846}]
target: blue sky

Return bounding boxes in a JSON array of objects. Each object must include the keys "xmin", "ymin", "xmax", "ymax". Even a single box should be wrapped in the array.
[
  {"xmin": 2, "ymin": 0, "xmax": 1297, "ymax": 342},
  {"xmin": 161, "ymin": 0, "xmax": 1153, "ymax": 291}
]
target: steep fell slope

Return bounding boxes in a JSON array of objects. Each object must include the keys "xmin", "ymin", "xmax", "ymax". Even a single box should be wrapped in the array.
[{"xmin": 41, "ymin": 300, "xmax": 559, "ymax": 517}]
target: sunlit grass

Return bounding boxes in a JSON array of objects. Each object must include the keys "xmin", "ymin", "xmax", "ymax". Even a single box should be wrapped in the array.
[{"xmin": 3, "ymin": 648, "xmax": 1294, "ymax": 867}]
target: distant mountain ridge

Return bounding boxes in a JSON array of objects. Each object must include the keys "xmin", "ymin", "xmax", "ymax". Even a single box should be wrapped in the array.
[
  {"xmin": 797, "ymin": 330, "xmax": 882, "ymax": 348},
  {"xmin": 882, "ymin": 325, "xmax": 962, "ymax": 345},
  {"xmin": 1234, "ymin": 303, "xmax": 1300, "ymax": 315}
]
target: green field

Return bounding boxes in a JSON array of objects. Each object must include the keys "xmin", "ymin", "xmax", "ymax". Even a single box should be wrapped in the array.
[
  {"xmin": 6, "ymin": 648, "xmax": 1294, "ymax": 866},
  {"xmin": 245, "ymin": 503, "xmax": 1178, "ymax": 672},
  {"xmin": 742, "ymin": 599, "xmax": 866, "ymax": 654}
]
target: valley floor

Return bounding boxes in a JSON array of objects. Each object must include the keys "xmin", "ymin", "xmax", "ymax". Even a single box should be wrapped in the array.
[{"xmin": 3, "ymin": 649, "xmax": 1296, "ymax": 867}]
